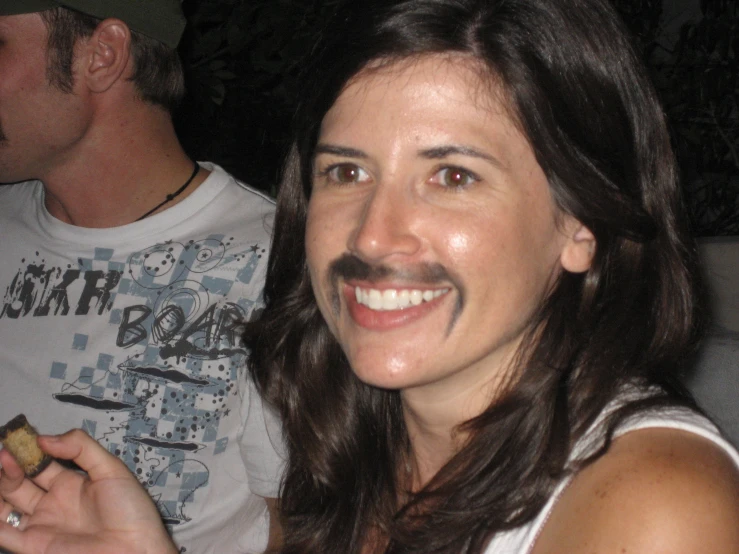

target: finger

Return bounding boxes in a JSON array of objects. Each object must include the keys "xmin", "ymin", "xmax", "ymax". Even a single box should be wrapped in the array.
[
  {"xmin": 0, "ymin": 503, "xmax": 27, "ymax": 532},
  {"xmin": 2, "ymin": 436, "xmax": 85, "ymax": 516},
  {"xmin": 0, "ymin": 448, "xmax": 25, "ymax": 482},
  {"xmin": 2, "ymin": 446, "xmax": 73, "ymax": 516},
  {"xmin": 0, "ymin": 470, "xmax": 46, "ymax": 517},
  {"xmin": 0, "ymin": 524, "xmax": 25, "ymax": 554},
  {"xmin": 0, "ymin": 449, "xmax": 46, "ymax": 514},
  {"xmin": 36, "ymin": 430, "xmax": 134, "ymax": 484},
  {"xmin": 1, "ymin": 441, "xmax": 58, "ymax": 493}
]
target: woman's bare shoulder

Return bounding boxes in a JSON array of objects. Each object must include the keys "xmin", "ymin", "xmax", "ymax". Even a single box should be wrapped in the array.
[{"xmin": 532, "ymin": 428, "xmax": 739, "ymax": 554}]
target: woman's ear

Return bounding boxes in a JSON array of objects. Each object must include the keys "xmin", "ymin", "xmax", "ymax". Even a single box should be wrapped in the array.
[{"xmin": 560, "ymin": 217, "xmax": 596, "ymax": 273}]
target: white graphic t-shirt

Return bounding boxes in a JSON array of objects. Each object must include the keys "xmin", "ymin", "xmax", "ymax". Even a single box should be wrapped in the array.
[{"xmin": 0, "ymin": 163, "xmax": 284, "ymax": 553}]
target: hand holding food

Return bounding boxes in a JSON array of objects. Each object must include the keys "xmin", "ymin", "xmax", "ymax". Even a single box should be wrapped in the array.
[{"xmin": 0, "ymin": 417, "xmax": 177, "ymax": 554}]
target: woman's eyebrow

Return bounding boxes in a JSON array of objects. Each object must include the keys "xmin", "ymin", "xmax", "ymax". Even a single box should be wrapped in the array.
[
  {"xmin": 419, "ymin": 145, "xmax": 505, "ymax": 169},
  {"xmin": 314, "ymin": 144, "xmax": 368, "ymax": 159}
]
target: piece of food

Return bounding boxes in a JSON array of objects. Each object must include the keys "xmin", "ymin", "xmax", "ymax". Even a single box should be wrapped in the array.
[{"xmin": 0, "ymin": 414, "xmax": 52, "ymax": 477}]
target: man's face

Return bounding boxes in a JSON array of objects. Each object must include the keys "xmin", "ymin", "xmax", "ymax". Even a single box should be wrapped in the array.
[
  {"xmin": 305, "ymin": 55, "xmax": 589, "ymax": 410},
  {"xmin": 0, "ymin": 13, "xmax": 87, "ymax": 183}
]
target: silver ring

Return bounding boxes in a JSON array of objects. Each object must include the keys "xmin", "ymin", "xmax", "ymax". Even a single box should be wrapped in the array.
[{"xmin": 5, "ymin": 510, "xmax": 21, "ymax": 528}]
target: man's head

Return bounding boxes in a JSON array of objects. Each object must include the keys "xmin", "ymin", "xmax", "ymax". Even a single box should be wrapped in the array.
[
  {"xmin": 0, "ymin": 0, "xmax": 186, "ymax": 110},
  {"xmin": 0, "ymin": 1, "xmax": 186, "ymax": 183}
]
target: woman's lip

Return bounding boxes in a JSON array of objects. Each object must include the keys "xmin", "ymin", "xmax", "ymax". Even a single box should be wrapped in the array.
[{"xmin": 343, "ymin": 283, "xmax": 451, "ymax": 330}]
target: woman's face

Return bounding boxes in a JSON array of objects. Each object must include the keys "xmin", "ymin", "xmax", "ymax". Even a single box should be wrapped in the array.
[{"xmin": 305, "ymin": 54, "xmax": 593, "ymax": 407}]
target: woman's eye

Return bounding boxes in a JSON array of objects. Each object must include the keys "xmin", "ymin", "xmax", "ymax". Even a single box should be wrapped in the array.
[
  {"xmin": 433, "ymin": 167, "xmax": 478, "ymax": 188},
  {"xmin": 326, "ymin": 164, "xmax": 370, "ymax": 184}
]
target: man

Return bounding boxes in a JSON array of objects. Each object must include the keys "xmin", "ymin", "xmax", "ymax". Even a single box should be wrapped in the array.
[{"xmin": 0, "ymin": 2, "xmax": 283, "ymax": 552}]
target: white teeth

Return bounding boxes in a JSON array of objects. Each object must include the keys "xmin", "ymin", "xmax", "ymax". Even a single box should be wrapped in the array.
[
  {"xmin": 398, "ymin": 289, "xmax": 410, "ymax": 308},
  {"xmin": 368, "ymin": 289, "xmax": 383, "ymax": 310},
  {"xmin": 410, "ymin": 290, "xmax": 423, "ymax": 306},
  {"xmin": 354, "ymin": 286, "xmax": 449, "ymax": 311},
  {"xmin": 382, "ymin": 289, "xmax": 398, "ymax": 310}
]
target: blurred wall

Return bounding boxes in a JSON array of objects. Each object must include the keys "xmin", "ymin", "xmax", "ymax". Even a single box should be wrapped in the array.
[{"xmin": 699, "ymin": 237, "xmax": 739, "ymax": 332}]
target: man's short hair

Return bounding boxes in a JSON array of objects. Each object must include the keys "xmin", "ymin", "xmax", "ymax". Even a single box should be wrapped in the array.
[
  {"xmin": 0, "ymin": 0, "xmax": 186, "ymax": 48},
  {"xmin": 40, "ymin": 7, "xmax": 185, "ymax": 111}
]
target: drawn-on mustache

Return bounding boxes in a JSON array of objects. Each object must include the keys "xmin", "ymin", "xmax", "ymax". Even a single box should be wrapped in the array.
[
  {"xmin": 325, "ymin": 253, "xmax": 464, "ymax": 335},
  {"xmin": 328, "ymin": 253, "xmax": 452, "ymax": 286}
]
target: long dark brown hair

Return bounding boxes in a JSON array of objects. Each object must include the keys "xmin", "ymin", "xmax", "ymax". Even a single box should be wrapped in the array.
[{"xmin": 247, "ymin": 0, "xmax": 705, "ymax": 552}]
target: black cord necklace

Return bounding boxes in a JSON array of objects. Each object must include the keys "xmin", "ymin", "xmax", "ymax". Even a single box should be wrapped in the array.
[{"xmin": 135, "ymin": 161, "xmax": 200, "ymax": 222}]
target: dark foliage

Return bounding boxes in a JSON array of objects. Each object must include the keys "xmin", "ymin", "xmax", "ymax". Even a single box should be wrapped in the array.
[
  {"xmin": 617, "ymin": 0, "xmax": 738, "ymax": 235},
  {"xmin": 175, "ymin": 0, "xmax": 340, "ymax": 193}
]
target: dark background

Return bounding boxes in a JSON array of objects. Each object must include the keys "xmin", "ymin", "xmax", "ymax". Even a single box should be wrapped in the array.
[{"xmin": 174, "ymin": 0, "xmax": 739, "ymax": 236}]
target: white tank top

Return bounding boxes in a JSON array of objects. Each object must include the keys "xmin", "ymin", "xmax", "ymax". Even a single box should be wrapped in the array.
[{"xmin": 482, "ymin": 403, "xmax": 739, "ymax": 553}]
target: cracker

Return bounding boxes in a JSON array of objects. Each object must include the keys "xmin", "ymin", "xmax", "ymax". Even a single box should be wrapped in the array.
[{"xmin": 0, "ymin": 414, "xmax": 52, "ymax": 477}]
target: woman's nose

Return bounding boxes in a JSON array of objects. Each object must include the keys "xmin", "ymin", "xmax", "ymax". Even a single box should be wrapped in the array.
[{"xmin": 347, "ymin": 183, "xmax": 423, "ymax": 263}]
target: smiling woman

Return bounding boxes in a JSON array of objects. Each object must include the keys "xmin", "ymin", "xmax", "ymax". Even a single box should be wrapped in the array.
[{"xmin": 246, "ymin": 0, "xmax": 739, "ymax": 552}]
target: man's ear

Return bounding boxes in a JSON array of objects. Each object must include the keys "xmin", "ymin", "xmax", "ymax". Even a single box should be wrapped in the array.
[
  {"xmin": 560, "ymin": 216, "xmax": 596, "ymax": 273},
  {"xmin": 81, "ymin": 19, "xmax": 131, "ymax": 93}
]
